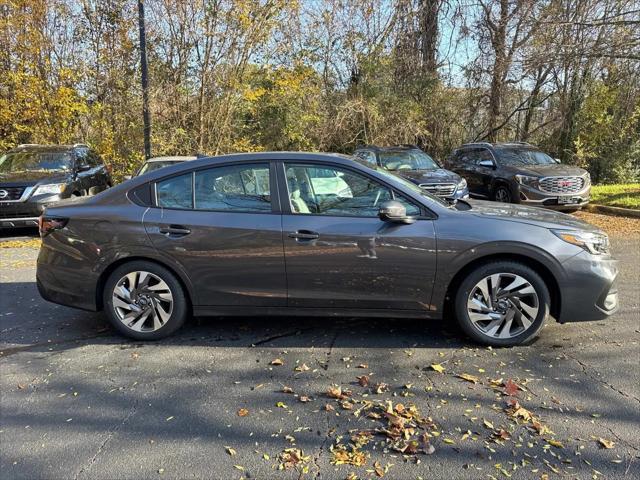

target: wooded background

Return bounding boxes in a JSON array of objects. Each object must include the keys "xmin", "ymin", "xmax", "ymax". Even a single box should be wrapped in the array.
[{"xmin": 1, "ymin": 0, "xmax": 638, "ymax": 182}]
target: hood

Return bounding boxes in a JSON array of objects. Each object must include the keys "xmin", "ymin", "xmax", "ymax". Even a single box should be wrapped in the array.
[
  {"xmin": 0, "ymin": 170, "xmax": 72, "ymax": 187},
  {"xmin": 396, "ymin": 168, "xmax": 461, "ymax": 184},
  {"xmin": 504, "ymin": 163, "xmax": 587, "ymax": 177},
  {"xmin": 466, "ymin": 199, "xmax": 601, "ymax": 232}
]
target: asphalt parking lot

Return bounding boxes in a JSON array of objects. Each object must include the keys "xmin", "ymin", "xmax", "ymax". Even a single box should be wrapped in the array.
[{"xmin": 1, "ymin": 213, "xmax": 639, "ymax": 480}]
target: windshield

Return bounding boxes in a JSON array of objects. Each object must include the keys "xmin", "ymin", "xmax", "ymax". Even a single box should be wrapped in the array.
[
  {"xmin": 0, "ymin": 151, "xmax": 73, "ymax": 173},
  {"xmin": 498, "ymin": 148, "xmax": 556, "ymax": 166},
  {"xmin": 379, "ymin": 150, "xmax": 439, "ymax": 171},
  {"xmin": 138, "ymin": 160, "xmax": 181, "ymax": 176}
]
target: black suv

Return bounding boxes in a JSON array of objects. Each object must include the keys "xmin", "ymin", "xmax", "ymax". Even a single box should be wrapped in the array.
[
  {"xmin": 0, "ymin": 144, "xmax": 112, "ymax": 228},
  {"xmin": 445, "ymin": 142, "xmax": 591, "ymax": 210},
  {"xmin": 353, "ymin": 145, "xmax": 469, "ymax": 200}
]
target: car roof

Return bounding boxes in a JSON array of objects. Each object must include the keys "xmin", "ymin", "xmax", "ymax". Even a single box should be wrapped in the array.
[
  {"xmin": 8, "ymin": 144, "xmax": 88, "ymax": 153},
  {"xmin": 146, "ymin": 156, "xmax": 197, "ymax": 162},
  {"xmin": 356, "ymin": 144, "xmax": 422, "ymax": 152},
  {"xmin": 458, "ymin": 141, "xmax": 537, "ymax": 150}
]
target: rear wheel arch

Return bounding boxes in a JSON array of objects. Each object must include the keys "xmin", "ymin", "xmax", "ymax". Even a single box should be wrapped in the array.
[
  {"xmin": 444, "ymin": 253, "xmax": 561, "ymax": 322},
  {"xmin": 96, "ymin": 256, "xmax": 194, "ymax": 312}
]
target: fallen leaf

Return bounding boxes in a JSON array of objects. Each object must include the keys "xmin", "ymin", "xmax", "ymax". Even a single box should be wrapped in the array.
[
  {"xmin": 547, "ymin": 439, "xmax": 564, "ymax": 448},
  {"xmin": 374, "ymin": 460, "xmax": 385, "ymax": 477},
  {"xmin": 237, "ymin": 408, "xmax": 249, "ymax": 417},
  {"xmin": 504, "ymin": 379, "xmax": 519, "ymax": 396},
  {"xmin": 233, "ymin": 465, "xmax": 244, "ymax": 471},
  {"xmin": 299, "ymin": 395, "xmax": 311, "ymax": 403},
  {"xmin": 483, "ymin": 419, "xmax": 494, "ymax": 429},
  {"xmin": 276, "ymin": 401, "xmax": 288, "ymax": 408},
  {"xmin": 270, "ymin": 358, "xmax": 284, "ymax": 366},
  {"xmin": 294, "ymin": 363, "xmax": 310, "ymax": 372},
  {"xmin": 374, "ymin": 382, "xmax": 389, "ymax": 394},
  {"xmin": 457, "ymin": 373, "xmax": 479, "ymax": 384},
  {"xmin": 325, "ymin": 403, "xmax": 335, "ymax": 411},
  {"xmin": 357, "ymin": 375, "xmax": 370, "ymax": 387},
  {"xmin": 357, "ymin": 364, "xmax": 368, "ymax": 369},
  {"xmin": 430, "ymin": 363, "xmax": 445, "ymax": 373},
  {"xmin": 282, "ymin": 386, "xmax": 294, "ymax": 394},
  {"xmin": 17, "ymin": 384, "xmax": 26, "ymax": 390},
  {"xmin": 598, "ymin": 438, "xmax": 615, "ymax": 449},
  {"xmin": 225, "ymin": 446, "xmax": 237, "ymax": 456}
]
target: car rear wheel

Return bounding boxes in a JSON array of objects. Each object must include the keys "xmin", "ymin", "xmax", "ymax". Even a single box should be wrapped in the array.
[
  {"xmin": 103, "ymin": 261, "xmax": 187, "ymax": 340},
  {"xmin": 493, "ymin": 185, "xmax": 512, "ymax": 203},
  {"xmin": 454, "ymin": 262, "xmax": 550, "ymax": 346}
]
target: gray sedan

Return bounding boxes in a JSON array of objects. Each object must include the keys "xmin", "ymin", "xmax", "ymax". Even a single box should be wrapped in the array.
[{"xmin": 36, "ymin": 152, "xmax": 619, "ymax": 346}]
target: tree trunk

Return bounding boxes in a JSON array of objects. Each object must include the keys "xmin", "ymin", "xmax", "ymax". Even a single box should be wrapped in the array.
[{"xmin": 486, "ymin": 0, "xmax": 508, "ymax": 142}]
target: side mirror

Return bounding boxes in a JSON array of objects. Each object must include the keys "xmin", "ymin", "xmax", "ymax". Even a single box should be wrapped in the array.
[
  {"xmin": 123, "ymin": 175, "xmax": 132, "ymax": 181},
  {"xmin": 76, "ymin": 164, "xmax": 91, "ymax": 172},
  {"xmin": 554, "ymin": 158, "xmax": 561, "ymax": 164},
  {"xmin": 378, "ymin": 200, "xmax": 416, "ymax": 224},
  {"xmin": 478, "ymin": 159, "xmax": 495, "ymax": 168}
]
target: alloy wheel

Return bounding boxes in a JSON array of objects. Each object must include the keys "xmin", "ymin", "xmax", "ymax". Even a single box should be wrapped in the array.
[
  {"xmin": 111, "ymin": 271, "xmax": 173, "ymax": 332},
  {"xmin": 466, "ymin": 273, "xmax": 539, "ymax": 339},
  {"xmin": 495, "ymin": 187, "xmax": 511, "ymax": 203}
]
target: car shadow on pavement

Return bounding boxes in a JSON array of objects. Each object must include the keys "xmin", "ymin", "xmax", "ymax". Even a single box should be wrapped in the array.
[{"xmin": 0, "ymin": 281, "xmax": 471, "ymax": 357}]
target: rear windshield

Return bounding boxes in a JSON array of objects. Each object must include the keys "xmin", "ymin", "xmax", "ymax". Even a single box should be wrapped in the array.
[
  {"xmin": 0, "ymin": 151, "xmax": 73, "ymax": 173},
  {"xmin": 497, "ymin": 148, "xmax": 556, "ymax": 166},
  {"xmin": 379, "ymin": 150, "xmax": 439, "ymax": 171}
]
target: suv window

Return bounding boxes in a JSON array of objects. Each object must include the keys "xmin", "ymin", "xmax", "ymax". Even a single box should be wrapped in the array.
[
  {"xmin": 194, "ymin": 163, "xmax": 271, "ymax": 212},
  {"xmin": 284, "ymin": 163, "xmax": 419, "ymax": 217},
  {"xmin": 355, "ymin": 150, "xmax": 377, "ymax": 167}
]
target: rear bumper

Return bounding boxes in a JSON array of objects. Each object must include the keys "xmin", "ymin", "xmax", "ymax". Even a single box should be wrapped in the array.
[
  {"xmin": 557, "ymin": 251, "xmax": 619, "ymax": 323},
  {"xmin": 36, "ymin": 245, "xmax": 99, "ymax": 311}
]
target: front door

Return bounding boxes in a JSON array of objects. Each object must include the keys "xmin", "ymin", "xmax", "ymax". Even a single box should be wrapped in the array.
[
  {"xmin": 279, "ymin": 162, "xmax": 437, "ymax": 311},
  {"xmin": 143, "ymin": 162, "xmax": 286, "ymax": 307}
]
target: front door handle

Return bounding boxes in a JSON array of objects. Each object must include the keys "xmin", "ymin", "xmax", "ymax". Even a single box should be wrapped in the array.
[
  {"xmin": 288, "ymin": 230, "xmax": 319, "ymax": 240},
  {"xmin": 159, "ymin": 225, "xmax": 191, "ymax": 237}
]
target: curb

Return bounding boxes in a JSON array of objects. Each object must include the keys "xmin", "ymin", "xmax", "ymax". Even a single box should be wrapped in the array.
[{"xmin": 585, "ymin": 204, "xmax": 640, "ymax": 218}]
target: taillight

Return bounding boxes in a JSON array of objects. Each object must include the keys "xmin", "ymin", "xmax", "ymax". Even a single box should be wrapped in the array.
[{"xmin": 38, "ymin": 216, "xmax": 68, "ymax": 237}]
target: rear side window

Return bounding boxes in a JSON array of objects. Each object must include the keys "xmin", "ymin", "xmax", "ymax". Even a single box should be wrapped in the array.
[
  {"xmin": 194, "ymin": 163, "xmax": 271, "ymax": 212},
  {"xmin": 157, "ymin": 173, "xmax": 193, "ymax": 209}
]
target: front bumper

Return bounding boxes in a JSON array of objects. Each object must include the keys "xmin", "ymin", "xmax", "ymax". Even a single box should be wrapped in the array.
[
  {"xmin": 557, "ymin": 250, "xmax": 619, "ymax": 323},
  {"xmin": 0, "ymin": 194, "xmax": 63, "ymax": 228},
  {"xmin": 518, "ymin": 184, "xmax": 590, "ymax": 210}
]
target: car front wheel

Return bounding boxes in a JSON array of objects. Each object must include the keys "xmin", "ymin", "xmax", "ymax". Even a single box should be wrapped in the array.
[
  {"xmin": 493, "ymin": 185, "xmax": 513, "ymax": 203},
  {"xmin": 103, "ymin": 261, "xmax": 188, "ymax": 340},
  {"xmin": 454, "ymin": 262, "xmax": 550, "ymax": 346}
]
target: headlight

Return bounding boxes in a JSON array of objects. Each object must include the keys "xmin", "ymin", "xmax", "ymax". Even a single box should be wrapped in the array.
[
  {"xmin": 34, "ymin": 184, "xmax": 66, "ymax": 195},
  {"xmin": 552, "ymin": 229, "xmax": 609, "ymax": 255},
  {"xmin": 457, "ymin": 178, "xmax": 467, "ymax": 189},
  {"xmin": 514, "ymin": 174, "xmax": 539, "ymax": 187}
]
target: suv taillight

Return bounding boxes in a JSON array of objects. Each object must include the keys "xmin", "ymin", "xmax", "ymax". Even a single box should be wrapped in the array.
[{"xmin": 38, "ymin": 216, "xmax": 68, "ymax": 237}]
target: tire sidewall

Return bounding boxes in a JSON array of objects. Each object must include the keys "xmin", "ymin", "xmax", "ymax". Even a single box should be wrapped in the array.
[
  {"xmin": 494, "ymin": 185, "xmax": 512, "ymax": 203},
  {"xmin": 454, "ymin": 262, "xmax": 550, "ymax": 347},
  {"xmin": 103, "ymin": 261, "xmax": 188, "ymax": 340}
]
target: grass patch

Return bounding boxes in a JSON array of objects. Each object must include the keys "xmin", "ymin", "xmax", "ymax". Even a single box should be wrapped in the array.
[{"xmin": 591, "ymin": 183, "xmax": 640, "ymax": 210}]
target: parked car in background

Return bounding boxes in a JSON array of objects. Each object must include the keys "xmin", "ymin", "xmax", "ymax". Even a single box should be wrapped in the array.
[
  {"xmin": 0, "ymin": 144, "xmax": 112, "ymax": 228},
  {"xmin": 126, "ymin": 156, "xmax": 197, "ymax": 179},
  {"xmin": 37, "ymin": 152, "xmax": 618, "ymax": 347},
  {"xmin": 354, "ymin": 145, "xmax": 469, "ymax": 201},
  {"xmin": 445, "ymin": 142, "xmax": 591, "ymax": 211}
]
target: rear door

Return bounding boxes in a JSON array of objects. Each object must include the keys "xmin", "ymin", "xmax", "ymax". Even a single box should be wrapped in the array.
[
  {"xmin": 278, "ymin": 161, "xmax": 437, "ymax": 311},
  {"xmin": 143, "ymin": 161, "xmax": 287, "ymax": 307}
]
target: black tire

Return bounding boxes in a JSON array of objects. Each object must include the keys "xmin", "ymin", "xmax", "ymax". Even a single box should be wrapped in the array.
[
  {"xmin": 493, "ymin": 184, "xmax": 513, "ymax": 203},
  {"xmin": 103, "ymin": 260, "xmax": 188, "ymax": 340},
  {"xmin": 454, "ymin": 261, "xmax": 550, "ymax": 347}
]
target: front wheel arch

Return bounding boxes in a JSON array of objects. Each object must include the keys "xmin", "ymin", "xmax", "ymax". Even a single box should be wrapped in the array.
[
  {"xmin": 443, "ymin": 253, "xmax": 561, "ymax": 323},
  {"xmin": 96, "ymin": 256, "xmax": 194, "ymax": 314}
]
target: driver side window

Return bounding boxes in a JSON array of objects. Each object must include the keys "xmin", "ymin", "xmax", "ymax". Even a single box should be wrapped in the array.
[{"xmin": 285, "ymin": 164, "xmax": 393, "ymax": 217}]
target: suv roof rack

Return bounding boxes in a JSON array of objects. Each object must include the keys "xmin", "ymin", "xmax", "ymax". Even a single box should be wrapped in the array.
[
  {"xmin": 461, "ymin": 142, "xmax": 493, "ymax": 147},
  {"xmin": 17, "ymin": 143, "xmax": 40, "ymax": 148},
  {"xmin": 73, "ymin": 143, "xmax": 89, "ymax": 149}
]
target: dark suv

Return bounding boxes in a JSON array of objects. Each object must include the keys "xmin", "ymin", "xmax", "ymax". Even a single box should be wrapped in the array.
[
  {"xmin": 445, "ymin": 142, "xmax": 590, "ymax": 210},
  {"xmin": 354, "ymin": 145, "xmax": 469, "ymax": 200},
  {"xmin": 0, "ymin": 144, "xmax": 112, "ymax": 228}
]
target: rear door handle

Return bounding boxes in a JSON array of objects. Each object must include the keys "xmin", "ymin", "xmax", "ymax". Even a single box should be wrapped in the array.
[
  {"xmin": 159, "ymin": 224, "xmax": 191, "ymax": 236},
  {"xmin": 288, "ymin": 230, "xmax": 319, "ymax": 240}
]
